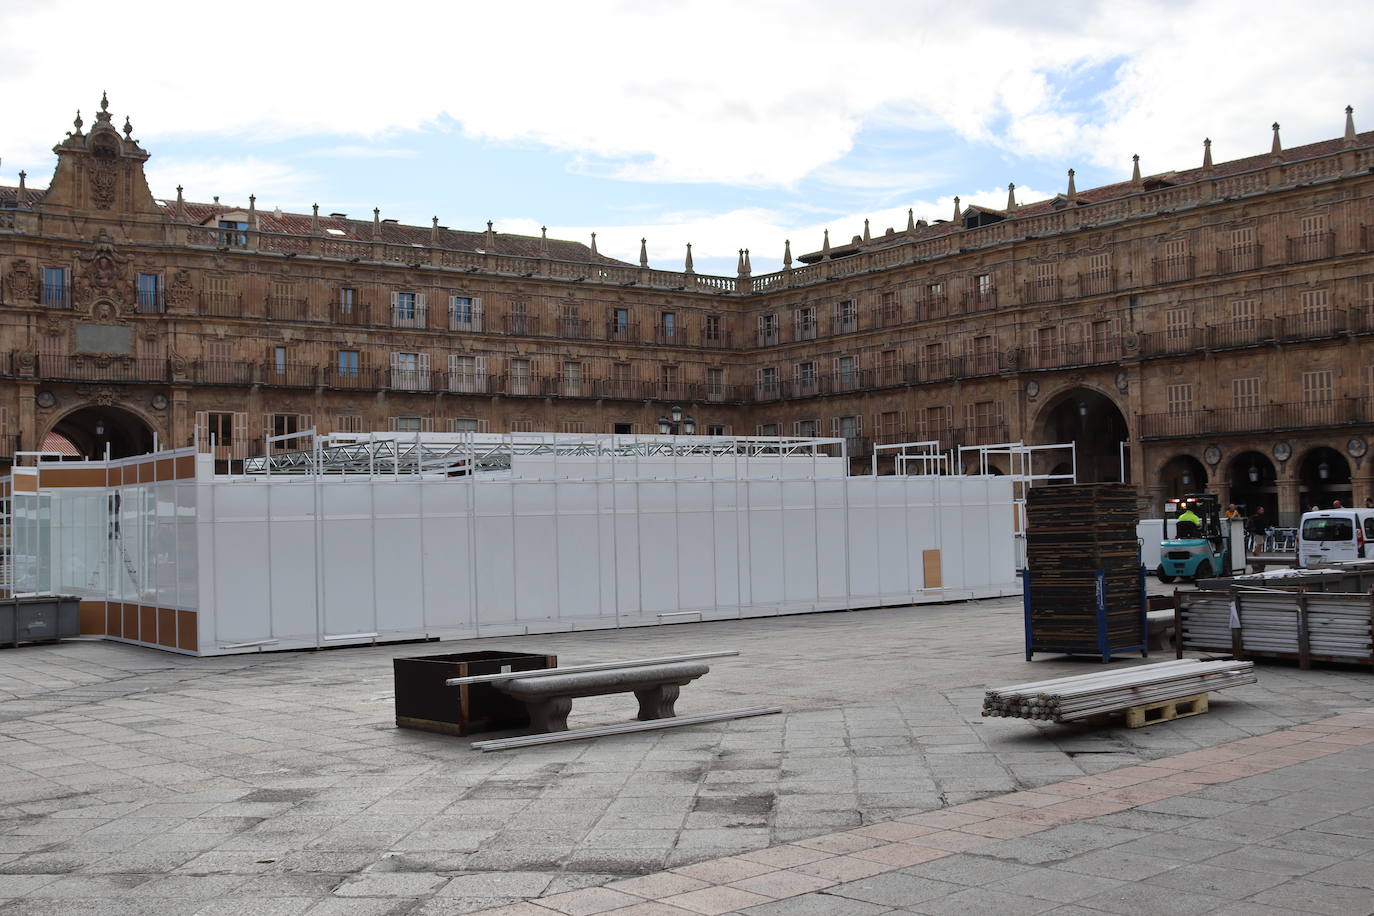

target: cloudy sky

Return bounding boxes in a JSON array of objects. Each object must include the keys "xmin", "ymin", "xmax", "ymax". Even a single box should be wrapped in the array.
[{"xmin": 2, "ymin": 0, "xmax": 1370, "ymax": 275}]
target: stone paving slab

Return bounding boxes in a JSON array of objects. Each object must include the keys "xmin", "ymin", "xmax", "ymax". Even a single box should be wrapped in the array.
[
  {"xmin": 473, "ymin": 711, "xmax": 1374, "ymax": 915},
  {"xmin": 3, "ymin": 590, "xmax": 1374, "ymax": 914}
]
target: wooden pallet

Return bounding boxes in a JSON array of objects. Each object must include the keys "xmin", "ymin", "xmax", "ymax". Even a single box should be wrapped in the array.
[{"xmin": 1124, "ymin": 692, "xmax": 1209, "ymax": 728}]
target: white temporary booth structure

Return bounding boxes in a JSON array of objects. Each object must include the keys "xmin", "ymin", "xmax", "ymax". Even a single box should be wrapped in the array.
[{"xmin": 2, "ymin": 432, "xmax": 1019, "ymax": 656}]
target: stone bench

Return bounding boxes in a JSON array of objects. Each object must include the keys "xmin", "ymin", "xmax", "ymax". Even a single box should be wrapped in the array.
[{"xmin": 494, "ymin": 661, "xmax": 709, "ymax": 733}]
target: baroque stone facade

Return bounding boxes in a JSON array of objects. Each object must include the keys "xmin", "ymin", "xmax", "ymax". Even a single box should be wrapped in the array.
[{"xmin": 3, "ymin": 96, "xmax": 1374, "ymax": 522}]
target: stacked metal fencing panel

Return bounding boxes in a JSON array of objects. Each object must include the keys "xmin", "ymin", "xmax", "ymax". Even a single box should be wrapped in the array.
[
  {"xmin": 1024, "ymin": 483, "xmax": 1147, "ymax": 662},
  {"xmin": 1178, "ymin": 588, "xmax": 1374, "ymax": 667}
]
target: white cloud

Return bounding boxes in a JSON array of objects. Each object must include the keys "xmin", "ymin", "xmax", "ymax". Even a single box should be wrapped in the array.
[
  {"xmin": 2, "ymin": 0, "xmax": 1369, "ymax": 193},
  {"xmin": 307, "ymin": 146, "xmax": 420, "ymax": 160},
  {"xmin": 143, "ymin": 157, "xmax": 315, "ymax": 210}
]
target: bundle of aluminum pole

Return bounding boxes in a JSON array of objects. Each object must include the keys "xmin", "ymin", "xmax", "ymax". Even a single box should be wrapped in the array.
[
  {"xmin": 1181, "ymin": 591, "xmax": 1373, "ymax": 662},
  {"xmin": 982, "ymin": 658, "xmax": 1255, "ymax": 722}
]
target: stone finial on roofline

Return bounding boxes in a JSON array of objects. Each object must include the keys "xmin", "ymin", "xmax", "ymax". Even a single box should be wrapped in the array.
[
  {"xmin": 1066, "ymin": 170, "xmax": 1076, "ymax": 200},
  {"xmin": 123, "ymin": 116, "xmax": 133, "ymax": 140},
  {"xmin": 1006, "ymin": 182, "xmax": 1017, "ymax": 212},
  {"xmin": 1272, "ymin": 122, "xmax": 1282, "ymax": 158},
  {"xmin": 590, "ymin": 232, "xmax": 598, "ymax": 256},
  {"xmin": 1131, "ymin": 153, "xmax": 1142, "ymax": 187},
  {"xmin": 863, "ymin": 218, "xmax": 871, "ymax": 242},
  {"xmin": 783, "ymin": 238, "xmax": 792, "ymax": 268},
  {"xmin": 175, "ymin": 185, "xmax": 184, "ymax": 220},
  {"xmin": 18, "ymin": 171, "xmax": 25, "ymax": 192},
  {"xmin": 248, "ymin": 195, "xmax": 256, "ymax": 225},
  {"xmin": 736, "ymin": 249, "xmax": 745, "ymax": 276},
  {"xmin": 1202, "ymin": 138, "xmax": 1214, "ymax": 174},
  {"xmin": 639, "ymin": 237, "xmax": 649, "ymax": 268},
  {"xmin": 310, "ymin": 203, "xmax": 320, "ymax": 235},
  {"xmin": 907, "ymin": 208, "xmax": 915, "ymax": 231},
  {"xmin": 485, "ymin": 221, "xmax": 496, "ymax": 249},
  {"xmin": 1345, "ymin": 105, "xmax": 1357, "ymax": 147},
  {"xmin": 373, "ymin": 208, "xmax": 381, "ymax": 239},
  {"xmin": 684, "ymin": 242, "xmax": 694, "ymax": 273},
  {"xmin": 744, "ymin": 248, "xmax": 752, "ymax": 276},
  {"xmin": 71, "ymin": 109, "xmax": 83, "ymax": 137},
  {"xmin": 952, "ymin": 195, "xmax": 961, "ymax": 223},
  {"xmin": 822, "ymin": 228, "xmax": 831, "ymax": 257},
  {"xmin": 432, "ymin": 216, "xmax": 441, "ymax": 245},
  {"xmin": 539, "ymin": 225, "xmax": 548, "ymax": 256}
]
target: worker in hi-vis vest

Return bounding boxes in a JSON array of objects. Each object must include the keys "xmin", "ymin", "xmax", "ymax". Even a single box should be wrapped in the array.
[{"xmin": 1175, "ymin": 503, "xmax": 1202, "ymax": 538}]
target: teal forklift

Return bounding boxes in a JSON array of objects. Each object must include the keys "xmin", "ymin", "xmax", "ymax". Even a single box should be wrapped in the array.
[{"xmin": 1156, "ymin": 494, "xmax": 1239, "ymax": 583}]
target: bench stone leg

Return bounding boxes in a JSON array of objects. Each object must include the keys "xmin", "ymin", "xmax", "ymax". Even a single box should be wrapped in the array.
[
  {"xmin": 526, "ymin": 697, "xmax": 572, "ymax": 733},
  {"xmin": 635, "ymin": 684, "xmax": 681, "ymax": 721}
]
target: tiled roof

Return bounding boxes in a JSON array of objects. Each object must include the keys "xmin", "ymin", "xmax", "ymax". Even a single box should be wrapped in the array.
[{"xmin": 161, "ymin": 200, "xmax": 630, "ymax": 266}]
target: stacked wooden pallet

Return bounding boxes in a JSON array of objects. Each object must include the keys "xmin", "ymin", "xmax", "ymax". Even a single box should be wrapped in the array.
[
  {"xmin": 1024, "ymin": 484, "xmax": 1145, "ymax": 660},
  {"xmin": 982, "ymin": 658, "xmax": 1256, "ymax": 723}
]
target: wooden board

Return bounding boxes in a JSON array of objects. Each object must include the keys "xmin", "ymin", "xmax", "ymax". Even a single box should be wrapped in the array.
[{"xmin": 1124, "ymin": 692, "xmax": 1208, "ymax": 728}]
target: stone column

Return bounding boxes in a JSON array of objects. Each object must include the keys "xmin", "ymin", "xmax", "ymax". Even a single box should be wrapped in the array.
[
  {"xmin": 17, "ymin": 382, "xmax": 36, "ymax": 452},
  {"xmin": 1276, "ymin": 477, "xmax": 1301, "ymax": 527},
  {"xmin": 170, "ymin": 387, "xmax": 191, "ymax": 449}
]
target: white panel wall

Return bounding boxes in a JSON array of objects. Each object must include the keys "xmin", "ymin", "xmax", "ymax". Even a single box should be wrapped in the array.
[{"xmin": 184, "ymin": 472, "xmax": 1017, "ymax": 654}]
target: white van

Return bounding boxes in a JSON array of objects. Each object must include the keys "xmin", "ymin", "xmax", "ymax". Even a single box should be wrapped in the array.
[{"xmin": 1297, "ymin": 509, "xmax": 1374, "ymax": 568}]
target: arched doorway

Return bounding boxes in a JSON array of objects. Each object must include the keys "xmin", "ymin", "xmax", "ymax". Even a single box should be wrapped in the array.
[
  {"xmin": 1228, "ymin": 451, "xmax": 1277, "ymax": 519},
  {"xmin": 49, "ymin": 405, "xmax": 156, "ymax": 460},
  {"xmin": 1299, "ymin": 446, "xmax": 1352, "ymax": 511},
  {"xmin": 1034, "ymin": 388, "xmax": 1130, "ymax": 483},
  {"xmin": 1160, "ymin": 454, "xmax": 1208, "ymax": 498}
]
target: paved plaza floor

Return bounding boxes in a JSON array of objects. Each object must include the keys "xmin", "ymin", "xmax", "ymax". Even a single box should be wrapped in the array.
[{"xmin": 2, "ymin": 591, "xmax": 1373, "ymax": 914}]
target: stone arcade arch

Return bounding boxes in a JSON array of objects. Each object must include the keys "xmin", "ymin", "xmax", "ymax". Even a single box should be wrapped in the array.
[
  {"xmin": 1228, "ymin": 450, "xmax": 1278, "ymax": 519},
  {"xmin": 1160, "ymin": 453, "xmax": 1209, "ymax": 499},
  {"xmin": 1298, "ymin": 446, "xmax": 1352, "ymax": 511},
  {"xmin": 1033, "ymin": 387, "xmax": 1129, "ymax": 483},
  {"xmin": 47, "ymin": 404, "xmax": 156, "ymax": 460}
]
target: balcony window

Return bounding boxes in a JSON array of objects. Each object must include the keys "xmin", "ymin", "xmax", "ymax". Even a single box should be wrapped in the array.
[
  {"xmin": 392, "ymin": 291, "xmax": 425, "ymax": 327},
  {"xmin": 450, "ymin": 296, "xmax": 482, "ymax": 331},
  {"xmin": 40, "ymin": 266, "xmax": 68, "ymax": 307},
  {"xmin": 707, "ymin": 367, "xmax": 725, "ymax": 398},
  {"xmin": 136, "ymin": 272, "xmax": 162, "ymax": 313},
  {"xmin": 339, "ymin": 287, "xmax": 355, "ymax": 316},
  {"xmin": 660, "ymin": 311, "xmax": 676, "ymax": 341},
  {"xmin": 509, "ymin": 358, "xmax": 531, "ymax": 396},
  {"xmin": 337, "ymin": 350, "xmax": 360, "ymax": 377}
]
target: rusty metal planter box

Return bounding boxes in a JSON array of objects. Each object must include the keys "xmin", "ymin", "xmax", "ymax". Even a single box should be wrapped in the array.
[{"xmin": 393, "ymin": 650, "xmax": 556, "ymax": 736}]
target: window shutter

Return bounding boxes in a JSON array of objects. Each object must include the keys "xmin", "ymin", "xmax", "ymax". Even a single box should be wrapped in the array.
[
  {"xmin": 478, "ymin": 419, "xmax": 491, "ymax": 433},
  {"xmin": 831, "ymin": 417, "xmax": 841, "ymax": 437},
  {"xmin": 422, "ymin": 417, "xmax": 434, "ymax": 432},
  {"xmin": 390, "ymin": 291, "xmax": 399, "ymax": 311},
  {"xmin": 232, "ymin": 412, "xmax": 248, "ymax": 459},
  {"xmin": 417, "ymin": 353, "xmax": 431, "ymax": 390},
  {"xmin": 472, "ymin": 297, "xmax": 483, "ymax": 331},
  {"xmin": 416, "ymin": 293, "xmax": 427, "ymax": 324},
  {"xmin": 194, "ymin": 411, "xmax": 208, "ymax": 452},
  {"xmin": 474, "ymin": 355, "xmax": 487, "ymax": 392}
]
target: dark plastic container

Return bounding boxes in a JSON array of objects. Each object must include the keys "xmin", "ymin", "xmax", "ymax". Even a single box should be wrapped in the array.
[
  {"xmin": 0, "ymin": 596, "xmax": 81, "ymax": 647},
  {"xmin": 393, "ymin": 650, "xmax": 556, "ymax": 736}
]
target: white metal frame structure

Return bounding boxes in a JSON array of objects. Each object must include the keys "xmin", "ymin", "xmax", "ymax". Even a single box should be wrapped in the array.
[{"xmin": 958, "ymin": 442, "xmax": 1078, "ymax": 569}]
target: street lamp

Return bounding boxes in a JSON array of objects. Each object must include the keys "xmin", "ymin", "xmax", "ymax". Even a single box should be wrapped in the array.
[
  {"xmin": 657, "ymin": 405, "xmax": 696, "ymax": 435},
  {"xmin": 1181, "ymin": 469, "xmax": 1192, "ymax": 486},
  {"xmin": 1318, "ymin": 460, "xmax": 1330, "ymax": 480},
  {"xmin": 1248, "ymin": 464, "xmax": 1260, "ymax": 483}
]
